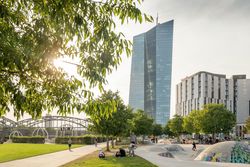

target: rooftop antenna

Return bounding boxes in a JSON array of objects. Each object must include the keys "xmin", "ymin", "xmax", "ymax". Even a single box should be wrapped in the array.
[{"xmin": 156, "ymin": 13, "xmax": 159, "ymax": 25}]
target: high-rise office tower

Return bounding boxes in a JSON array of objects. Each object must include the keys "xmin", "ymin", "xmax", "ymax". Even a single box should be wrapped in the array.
[{"xmin": 129, "ymin": 20, "xmax": 174, "ymax": 125}]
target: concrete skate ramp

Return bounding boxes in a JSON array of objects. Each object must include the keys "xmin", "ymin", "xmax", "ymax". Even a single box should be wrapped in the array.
[
  {"xmin": 195, "ymin": 141, "xmax": 250, "ymax": 164},
  {"xmin": 164, "ymin": 144, "xmax": 185, "ymax": 152}
]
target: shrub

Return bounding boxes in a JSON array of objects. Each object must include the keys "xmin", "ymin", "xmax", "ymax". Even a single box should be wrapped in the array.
[
  {"xmin": 82, "ymin": 135, "xmax": 93, "ymax": 144},
  {"xmin": 12, "ymin": 136, "xmax": 45, "ymax": 143},
  {"xmin": 55, "ymin": 135, "xmax": 98, "ymax": 144},
  {"xmin": 97, "ymin": 136, "xmax": 106, "ymax": 142}
]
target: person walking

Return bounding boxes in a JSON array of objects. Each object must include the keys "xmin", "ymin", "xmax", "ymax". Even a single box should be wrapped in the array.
[
  {"xmin": 68, "ymin": 138, "xmax": 72, "ymax": 151},
  {"xmin": 192, "ymin": 141, "xmax": 196, "ymax": 151}
]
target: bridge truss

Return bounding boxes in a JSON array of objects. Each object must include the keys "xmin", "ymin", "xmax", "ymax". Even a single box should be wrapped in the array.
[{"xmin": 0, "ymin": 116, "xmax": 90, "ymax": 131}]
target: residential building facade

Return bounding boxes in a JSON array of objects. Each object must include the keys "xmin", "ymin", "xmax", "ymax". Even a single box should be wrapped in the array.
[
  {"xmin": 129, "ymin": 20, "xmax": 174, "ymax": 125},
  {"xmin": 175, "ymin": 71, "xmax": 250, "ymax": 136}
]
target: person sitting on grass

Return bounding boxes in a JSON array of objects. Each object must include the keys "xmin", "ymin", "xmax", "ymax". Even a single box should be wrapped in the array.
[
  {"xmin": 115, "ymin": 148, "xmax": 126, "ymax": 157},
  {"xmin": 98, "ymin": 150, "xmax": 105, "ymax": 159}
]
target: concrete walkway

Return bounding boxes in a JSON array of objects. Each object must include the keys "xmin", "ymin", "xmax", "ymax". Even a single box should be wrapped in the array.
[
  {"xmin": 0, "ymin": 143, "xmax": 106, "ymax": 167},
  {"xmin": 136, "ymin": 143, "xmax": 250, "ymax": 167}
]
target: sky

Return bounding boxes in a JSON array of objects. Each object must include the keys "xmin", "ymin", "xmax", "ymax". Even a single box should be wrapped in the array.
[
  {"xmin": 5, "ymin": 0, "xmax": 250, "ymax": 120},
  {"xmin": 104, "ymin": 0, "xmax": 250, "ymax": 117}
]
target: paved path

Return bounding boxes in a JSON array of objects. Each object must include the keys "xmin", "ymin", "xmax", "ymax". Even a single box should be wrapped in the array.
[
  {"xmin": 0, "ymin": 143, "xmax": 106, "ymax": 167},
  {"xmin": 136, "ymin": 143, "xmax": 250, "ymax": 167}
]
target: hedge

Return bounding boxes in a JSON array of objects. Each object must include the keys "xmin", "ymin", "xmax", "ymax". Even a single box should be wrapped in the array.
[
  {"xmin": 97, "ymin": 136, "xmax": 107, "ymax": 142},
  {"xmin": 12, "ymin": 136, "xmax": 45, "ymax": 143},
  {"xmin": 55, "ymin": 135, "xmax": 106, "ymax": 144}
]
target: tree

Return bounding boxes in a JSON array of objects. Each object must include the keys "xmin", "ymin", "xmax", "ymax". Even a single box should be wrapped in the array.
[
  {"xmin": 200, "ymin": 104, "xmax": 236, "ymax": 138},
  {"xmin": 163, "ymin": 121, "xmax": 175, "ymax": 137},
  {"xmin": 152, "ymin": 124, "xmax": 163, "ymax": 137},
  {"xmin": 0, "ymin": 0, "xmax": 153, "ymax": 119},
  {"xmin": 87, "ymin": 90, "xmax": 133, "ymax": 151},
  {"xmin": 168, "ymin": 115, "xmax": 184, "ymax": 139},
  {"xmin": 132, "ymin": 109, "xmax": 153, "ymax": 142},
  {"xmin": 245, "ymin": 117, "xmax": 250, "ymax": 133},
  {"xmin": 183, "ymin": 110, "xmax": 203, "ymax": 134}
]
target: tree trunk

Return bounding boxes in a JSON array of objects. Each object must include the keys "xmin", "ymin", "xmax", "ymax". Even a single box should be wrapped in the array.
[
  {"xmin": 212, "ymin": 133, "xmax": 215, "ymax": 144},
  {"xmin": 111, "ymin": 137, "xmax": 114, "ymax": 148},
  {"xmin": 142, "ymin": 135, "xmax": 145, "ymax": 144},
  {"xmin": 106, "ymin": 136, "xmax": 110, "ymax": 151}
]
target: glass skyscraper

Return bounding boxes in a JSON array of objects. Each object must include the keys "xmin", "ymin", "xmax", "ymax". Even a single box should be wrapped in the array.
[{"xmin": 129, "ymin": 20, "xmax": 174, "ymax": 125}]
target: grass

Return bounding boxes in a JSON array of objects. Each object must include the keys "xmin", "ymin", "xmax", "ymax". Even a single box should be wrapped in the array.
[
  {"xmin": 0, "ymin": 143, "xmax": 82, "ymax": 163},
  {"xmin": 61, "ymin": 147, "xmax": 157, "ymax": 167}
]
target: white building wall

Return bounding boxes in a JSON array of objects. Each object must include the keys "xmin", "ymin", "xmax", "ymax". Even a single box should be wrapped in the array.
[
  {"xmin": 237, "ymin": 79, "xmax": 250, "ymax": 124},
  {"xmin": 176, "ymin": 72, "xmax": 229, "ymax": 116},
  {"xmin": 194, "ymin": 75, "xmax": 199, "ymax": 98},
  {"xmin": 187, "ymin": 78, "xmax": 192, "ymax": 100},
  {"xmin": 176, "ymin": 72, "xmax": 250, "ymax": 124},
  {"xmin": 214, "ymin": 76, "xmax": 219, "ymax": 99},
  {"xmin": 175, "ymin": 72, "xmax": 212, "ymax": 116},
  {"xmin": 221, "ymin": 78, "xmax": 226, "ymax": 102},
  {"xmin": 176, "ymin": 72, "xmax": 250, "ymax": 137},
  {"xmin": 200, "ymin": 73, "xmax": 205, "ymax": 98},
  {"xmin": 228, "ymin": 79, "xmax": 234, "ymax": 112},
  {"xmin": 207, "ymin": 74, "xmax": 212, "ymax": 99}
]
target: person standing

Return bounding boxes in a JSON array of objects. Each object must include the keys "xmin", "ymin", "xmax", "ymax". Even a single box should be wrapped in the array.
[
  {"xmin": 130, "ymin": 132, "xmax": 137, "ymax": 144},
  {"xmin": 94, "ymin": 137, "xmax": 98, "ymax": 147},
  {"xmin": 68, "ymin": 138, "xmax": 72, "ymax": 151},
  {"xmin": 128, "ymin": 142, "xmax": 135, "ymax": 157}
]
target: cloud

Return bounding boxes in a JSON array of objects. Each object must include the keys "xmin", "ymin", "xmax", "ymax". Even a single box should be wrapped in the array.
[{"xmin": 145, "ymin": 0, "xmax": 250, "ymax": 22}]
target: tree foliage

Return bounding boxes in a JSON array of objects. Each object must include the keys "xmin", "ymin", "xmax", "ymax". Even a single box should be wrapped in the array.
[
  {"xmin": 183, "ymin": 110, "xmax": 203, "ymax": 134},
  {"xmin": 245, "ymin": 117, "xmax": 250, "ymax": 133},
  {"xmin": 168, "ymin": 115, "xmax": 184, "ymax": 137},
  {"xmin": 87, "ymin": 90, "xmax": 133, "ymax": 150},
  {"xmin": 152, "ymin": 124, "xmax": 163, "ymax": 136},
  {"xmin": 200, "ymin": 104, "xmax": 236, "ymax": 136},
  {"xmin": 0, "ymin": 0, "xmax": 153, "ymax": 119},
  {"xmin": 87, "ymin": 90, "xmax": 133, "ymax": 137},
  {"xmin": 132, "ymin": 109, "xmax": 153, "ymax": 136},
  {"xmin": 163, "ymin": 122, "xmax": 174, "ymax": 137}
]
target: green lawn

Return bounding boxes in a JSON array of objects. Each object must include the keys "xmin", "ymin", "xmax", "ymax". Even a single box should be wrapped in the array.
[
  {"xmin": 0, "ymin": 143, "xmax": 82, "ymax": 163},
  {"xmin": 62, "ymin": 150, "xmax": 157, "ymax": 167}
]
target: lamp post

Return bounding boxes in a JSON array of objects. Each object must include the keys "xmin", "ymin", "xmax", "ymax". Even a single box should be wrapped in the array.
[
  {"xmin": 61, "ymin": 60, "xmax": 84, "ymax": 68},
  {"xmin": 53, "ymin": 58, "xmax": 84, "ymax": 69},
  {"xmin": 53, "ymin": 58, "xmax": 84, "ymax": 77}
]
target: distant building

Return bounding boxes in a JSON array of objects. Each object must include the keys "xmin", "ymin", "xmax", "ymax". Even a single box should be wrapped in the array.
[
  {"xmin": 175, "ymin": 71, "xmax": 250, "ymax": 136},
  {"xmin": 129, "ymin": 20, "xmax": 174, "ymax": 125}
]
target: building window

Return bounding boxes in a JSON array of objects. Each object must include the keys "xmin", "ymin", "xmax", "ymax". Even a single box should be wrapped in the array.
[
  {"xmin": 218, "ymin": 88, "xmax": 221, "ymax": 99},
  {"xmin": 230, "ymin": 100, "xmax": 232, "ymax": 111},
  {"xmin": 194, "ymin": 98, "xmax": 196, "ymax": 110}
]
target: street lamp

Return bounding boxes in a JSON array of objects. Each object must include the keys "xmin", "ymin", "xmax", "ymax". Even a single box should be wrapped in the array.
[{"xmin": 53, "ymin": 58, "xmax": 84, "ymax": 77}]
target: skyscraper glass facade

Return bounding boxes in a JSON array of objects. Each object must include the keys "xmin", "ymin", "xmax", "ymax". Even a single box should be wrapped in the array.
[
  {"xmin": 145, "ymin": 27, "xmax": 156, "ymax": 119},
  {"xmin": 129, "ymin": 20, "xmax": 173, "ymax": 125},
  {"xmin": 129, "ymin": 34, "xmax": 145, "ymax": 110}
]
